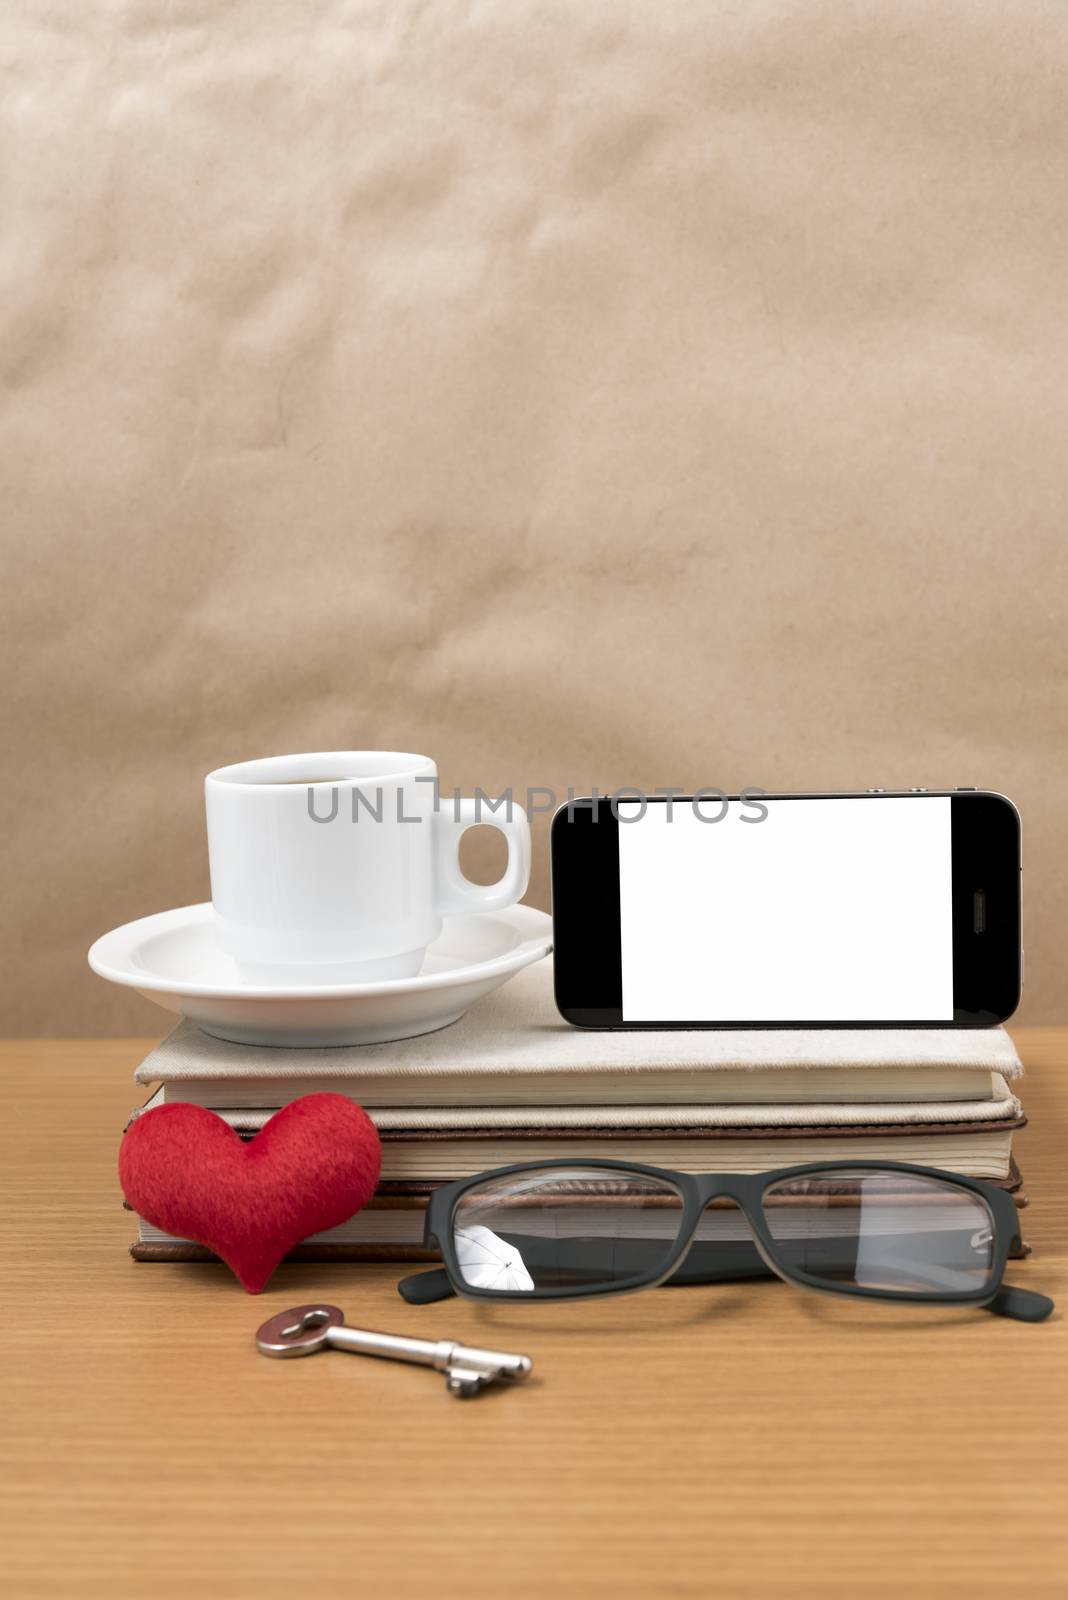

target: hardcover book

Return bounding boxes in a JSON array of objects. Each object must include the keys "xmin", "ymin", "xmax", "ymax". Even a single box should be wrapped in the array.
[{"xmin": 134, "ymin": 963, "xmax": 1023, "ymax": 1109}]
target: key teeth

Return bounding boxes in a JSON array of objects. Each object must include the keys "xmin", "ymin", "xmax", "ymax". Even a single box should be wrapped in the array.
[{"xmin": 445, "ymin": 1366, "xmax": 490, "ymax": 1398}]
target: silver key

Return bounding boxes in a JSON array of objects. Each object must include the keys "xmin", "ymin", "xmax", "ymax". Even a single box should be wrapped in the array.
[{"xmin": 254, "ymin": 1303, "xmax": 533, "ymax": 1399}]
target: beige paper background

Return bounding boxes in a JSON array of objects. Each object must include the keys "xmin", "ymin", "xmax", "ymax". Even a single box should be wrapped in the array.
[{"xmin": 3, "ymin": 0, "xmax": 1067, "ymax": 1035}]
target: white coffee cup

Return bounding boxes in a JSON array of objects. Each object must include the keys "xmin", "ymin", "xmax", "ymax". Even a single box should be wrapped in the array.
[{"xmin": 205, "ymin": 752, "xmax": 531, "ymax": 984}]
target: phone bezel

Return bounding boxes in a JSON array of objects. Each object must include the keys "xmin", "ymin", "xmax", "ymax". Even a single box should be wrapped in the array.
[{"xmin": 549, "ymin": 790, "xmax": 1021, "ymax": 1029}]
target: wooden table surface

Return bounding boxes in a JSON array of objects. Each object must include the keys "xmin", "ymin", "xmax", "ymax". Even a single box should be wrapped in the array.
[{"xmin": 3, "ymin": 1031, "xmax": 1066, "ymax": 1600}]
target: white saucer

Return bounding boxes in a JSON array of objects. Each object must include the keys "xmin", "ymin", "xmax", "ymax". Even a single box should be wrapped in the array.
[{"xmin": 88, "ymin": 903, "xmax": 553, "ymax": 1047}]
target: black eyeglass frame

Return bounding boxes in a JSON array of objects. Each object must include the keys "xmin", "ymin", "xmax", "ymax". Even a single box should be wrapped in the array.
[{"xmin": 400, "ymin": 1158, "xmax": 1052, "ymax": 1321}]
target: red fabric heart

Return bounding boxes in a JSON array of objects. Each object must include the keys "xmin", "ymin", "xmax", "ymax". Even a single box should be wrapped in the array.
[{"xmin": 119, "ymin": 1094, "xmax": 381, "ymax": 1293}]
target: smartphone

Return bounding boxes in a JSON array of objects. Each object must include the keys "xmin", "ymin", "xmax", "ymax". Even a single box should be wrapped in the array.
[{"xmin": 550, "ymin": 790, "xmax": 1021, "ymax": 1028}]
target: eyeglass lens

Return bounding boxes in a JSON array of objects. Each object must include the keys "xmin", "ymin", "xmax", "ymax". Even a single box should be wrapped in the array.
[
  {"xmin": 760, "ymin": 1169, "xmax": 997, "ymax": 1297},
  {"xmin": 450, "ymin": 1167, "xmax": 686, "ymax": 1292}
]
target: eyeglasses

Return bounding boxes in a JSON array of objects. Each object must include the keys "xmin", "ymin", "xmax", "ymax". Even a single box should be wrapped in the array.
[{"xmin": 398, "ymin": 1160, "xmax": 1053, "ymax": 1323}]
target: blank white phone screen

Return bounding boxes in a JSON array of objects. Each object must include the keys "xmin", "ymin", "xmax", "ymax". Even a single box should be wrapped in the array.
[{"xmin": 617, "ymin": 797, "xmax": 954, "ymax": 1022}]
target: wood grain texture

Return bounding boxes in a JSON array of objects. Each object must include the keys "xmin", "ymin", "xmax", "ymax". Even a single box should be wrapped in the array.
[{"xmin": 2, "ymin": 1030, "xmax": 1066, "ymax": 1599}]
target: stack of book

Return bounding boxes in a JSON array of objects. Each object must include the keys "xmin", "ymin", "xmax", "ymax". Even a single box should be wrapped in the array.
[{"xmin": 127, "ymin": 961, "xmax": 1029, "ymax": 1263}]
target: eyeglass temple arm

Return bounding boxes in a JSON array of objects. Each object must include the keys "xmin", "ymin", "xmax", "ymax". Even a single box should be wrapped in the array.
[
  {"xmin": 985, "ymin": 1285, "xmax": 1054, "ymax": 1322},
  {"xmin": 396, "ymin": 1267, "xmax": 454, "ymax": 1305},
  {"xmin": 395, "ymin": 1238, "xmax": 776, "ymax": 1304},
  {"xmin": 399, "ymin": 1267, "xmax": 455, "ymax": 1305},
  {"xmin": 397, "ymin": 1247, "xmax": 1054, "ymax": 1321}
]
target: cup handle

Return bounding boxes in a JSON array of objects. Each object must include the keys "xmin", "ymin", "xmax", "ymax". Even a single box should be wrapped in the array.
[{"xmin": 433, "ymin": 798, "xmax": 531, "ymax": 916}]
